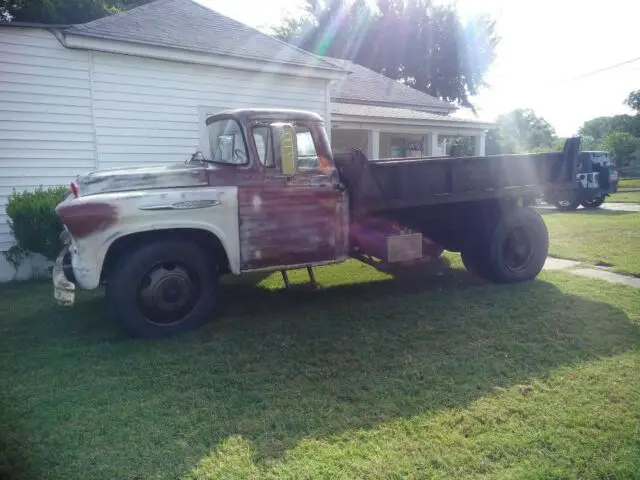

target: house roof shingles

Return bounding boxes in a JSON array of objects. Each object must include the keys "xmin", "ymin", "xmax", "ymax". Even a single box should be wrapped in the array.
[
  {"xmin": 332, "ymin": 102, "xmax": 494, "ymax": 127},
  {"xmin": 65, "ymin": 0, "xmax": 341, "ymax": 71},
  {"xmin": 326, "ymin": 57, "xmax": 454, "ymax": 112}
]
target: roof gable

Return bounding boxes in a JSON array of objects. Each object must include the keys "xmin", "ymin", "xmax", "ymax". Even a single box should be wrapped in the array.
[
  {"xmin": 326, "ymin": 57, "xmax": 454, "ymax": 112},
  {"xmin": 65, "ymin": 0, "xmax": 340, "ymax": 71}
]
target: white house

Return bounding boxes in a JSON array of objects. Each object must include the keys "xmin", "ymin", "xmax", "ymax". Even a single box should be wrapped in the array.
[{"xmin": 0, "ymin": 0, "xmax": 492, "ymax": 281}]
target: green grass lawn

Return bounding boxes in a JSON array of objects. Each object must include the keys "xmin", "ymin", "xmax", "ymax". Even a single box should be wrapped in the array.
[
  {"xmin": 609, "ymin": 190, "xmax": 640, "ymax": 203},
  {"xmin": 618, "ymin": 177, "xmax": 640, "ymax": 190},
  {"xmin": 1, "ymin": 260, "xmax": 639, "ymax": 480},
  {"xmin": 543, "ymin": 209, "xmax": 640, "ymax": 276}
]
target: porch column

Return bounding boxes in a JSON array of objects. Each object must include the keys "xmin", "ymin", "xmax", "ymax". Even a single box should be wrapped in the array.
[
  {"xmin": 423, "ymin": 132, "xmax": 438, "ymax": 156},
  {"xmin": 367, "ymin": 129, "xmax": 380, "ymax": 159},
  {"xmin": 474, "ymin": 132, "xmax": 486, "ymax": 156}
]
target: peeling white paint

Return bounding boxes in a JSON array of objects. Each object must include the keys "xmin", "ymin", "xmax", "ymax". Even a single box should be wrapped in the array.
[{"xmin": 252, "ymin": 195, "xmax": 262, "ymax": 212}]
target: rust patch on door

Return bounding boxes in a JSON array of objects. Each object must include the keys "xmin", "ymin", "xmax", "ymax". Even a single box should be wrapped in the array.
[{"xmin": 238, "ymin": 182, "xmax": 347, "ymax": 271}]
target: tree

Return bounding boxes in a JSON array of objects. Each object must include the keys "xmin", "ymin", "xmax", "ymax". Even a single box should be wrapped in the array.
[
  {"xmin": 0, "ymin": 0, "xmax": 150, "ymax": 24},
  {"xmin": 485, "ymin": 129, "xmax": 502, "ymax": 155},
  {"xmin": 625, "ymin": 90, "xmax": 640, "ymax": 113},
  {"xmin": 578, "ymin": 116, "xmax": 614, "ymax": 144},
  {"xmin": 579, "ymin": 135, "xmax": 597, "ymax": 151},
  {"xmin": 274, "ymin": 0, "xmax": 498, "ymax": 108},
  {"xmin": 493, "ymin": 109, "xmax": 556, "ymax": 154},
  {"xmin": 601, "ymin": 131, "xmax": 638, "ymax": 168},
  {"xmin": 578, "ymin": 114, "xmax": 640, "ymax": 142},
  {"xmin": 449, "ymin": 136, "xmax": 474, "ymax": 157},
  {"xmin": 578, "ymin": 91, "xmax": 640, "ymax": 145}
]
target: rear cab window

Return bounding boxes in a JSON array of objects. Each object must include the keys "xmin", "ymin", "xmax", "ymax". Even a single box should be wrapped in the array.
[{"xmin": 295, "ymin": 126, "xmax": 319, "ymax": 169}]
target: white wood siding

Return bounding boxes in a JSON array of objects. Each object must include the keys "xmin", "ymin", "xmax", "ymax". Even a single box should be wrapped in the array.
[
  {"xmin": 0, "ymin": 27, "xmax": 94, "ymax": 252},
  {"xmin": 0, "ymin": 27, "xmax": 331, "ymax": 254},
  {"xmin": 91, "ymin": 53, "xmax": 329, "ymax": 169}
]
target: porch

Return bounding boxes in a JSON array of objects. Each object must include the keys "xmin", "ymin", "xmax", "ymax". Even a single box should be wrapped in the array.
[{"xmin": 330, "ymin": 103, "xmax": 494, "ymax": 159}]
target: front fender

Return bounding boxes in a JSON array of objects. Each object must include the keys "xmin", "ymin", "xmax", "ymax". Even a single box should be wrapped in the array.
[{"xmin": 67, "ymin": 187, "xmax": 240, "ymax": 289}]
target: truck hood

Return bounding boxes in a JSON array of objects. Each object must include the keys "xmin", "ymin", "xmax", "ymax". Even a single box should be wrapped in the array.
[{"xmin": 75, "ymin": 163, "xmax": 210, "ymax": 196}]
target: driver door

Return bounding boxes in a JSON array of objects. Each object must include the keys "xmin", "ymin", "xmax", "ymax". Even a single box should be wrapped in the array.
[{"xmin": 238, "ymin": 123, "xmax": 348, "ymax": 271}]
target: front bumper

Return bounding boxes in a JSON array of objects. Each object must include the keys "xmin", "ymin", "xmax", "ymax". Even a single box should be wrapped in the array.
[{"xmin": 53, "ymin": 245, "xmax": 76, "ymax": 306}]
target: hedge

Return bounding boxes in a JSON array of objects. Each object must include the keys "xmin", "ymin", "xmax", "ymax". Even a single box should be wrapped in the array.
[{"xmin": 3, "ymin": 187, "xmax": 67, "ymax": 268}]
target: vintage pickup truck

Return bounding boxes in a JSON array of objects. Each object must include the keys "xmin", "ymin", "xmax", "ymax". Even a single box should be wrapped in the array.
[{"xmin": 53, "ymin": 108, "xmax": 580, "ymax": 338}]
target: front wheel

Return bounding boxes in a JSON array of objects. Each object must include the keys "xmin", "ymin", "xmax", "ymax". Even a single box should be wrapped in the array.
[
  {"xmin": 580, "ymin": 195, "xmax": 605, "ymax": 209},
  {"xmin": 106, "ymin": 239, "xmax": 218, "ymax": 338}
]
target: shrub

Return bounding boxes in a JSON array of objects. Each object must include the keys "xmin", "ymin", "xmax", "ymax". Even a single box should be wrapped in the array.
[{"xmin": 3, "ymin": 186, "xmax": 67, "ymax": 267}]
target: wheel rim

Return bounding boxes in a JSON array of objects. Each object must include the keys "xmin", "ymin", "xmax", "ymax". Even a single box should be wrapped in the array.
[
  {"xmin": 502, "ymin": 226, "xmax": 534, "ymax": 272},
  {"xmin": 137, "ymin": 261, "xmax": 200, "ymax": 326}
]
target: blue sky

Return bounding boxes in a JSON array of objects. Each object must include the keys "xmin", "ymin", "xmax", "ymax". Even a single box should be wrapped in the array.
[{"xmin": 199, "ymin": 0, "xmax": 639, "ymax": 136}]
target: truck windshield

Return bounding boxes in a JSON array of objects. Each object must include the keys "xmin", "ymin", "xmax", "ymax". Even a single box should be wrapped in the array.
[{"xmin": 207, "ymin": 118, "xmax": 248, "ymax": 165}]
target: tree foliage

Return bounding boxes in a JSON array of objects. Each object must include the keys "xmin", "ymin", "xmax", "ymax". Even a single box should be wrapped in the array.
[
  {"xmin": 575, "ymin": 91, "xmax": 640, "ymax": 168},
  {"xmin": 624, "ymin": 90, "xmax": 640, "ymax": 114},
  {"xmin": 274, "ymin": 0, "xmax": 498, "ymax": 108},
  {"xmin": 579, "ymin": 114, "xmax": 640, "ymax": 143},
  {"xmin": 0, "ymin": 0, "xmax": 150, "ymax": 24},
  {"xmin": 485, "ymin": 129, "xmax": 502, "ymax": 155},
  {"xmin": 601, "ymin": 131, "xmax": 638, "ymax": 168},
  {"xmin": 579, "ymin": 135, "xmax": 597, "ymax": 151},
  {"xmin": 489, "ymin": 109, "xmax": 556, "ymax": 154}
]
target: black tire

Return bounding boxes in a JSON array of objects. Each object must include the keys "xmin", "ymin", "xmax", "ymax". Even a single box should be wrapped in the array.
[
  {"xmin": 580, "ymin": 196, "xmax": 605, "ymax": 209},
  {"xmin": 461, "ymin": 207, "xmax": 548, "ymax": 283},
  {"xmin": 106, "ymin": 239, "xmax": 218, "ymax": 338},
  {"xmin": 554, "ymin": 198, "xmax": 580, "ymax": 211},
  {"xmin": 485, "ymin": 207, "xmax": 548, "ymax": 283}
]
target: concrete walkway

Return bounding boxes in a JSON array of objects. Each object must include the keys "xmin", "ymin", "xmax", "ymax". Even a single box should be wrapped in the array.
[
  {"xmin": 543, "ymin": 257, "xmax": 640, "ymax": 288},
  {"xmin": 537, "ymin": 202, "xmax": 640, "ymax": 213},
  {"xmin": 591, "ymin": 202, "xmax": 640, "ymax": 212}
]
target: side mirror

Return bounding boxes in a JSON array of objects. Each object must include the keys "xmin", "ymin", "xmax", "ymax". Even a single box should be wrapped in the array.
[{"xmin": 272, "ymin": 123, "xmax": 297, "ymax": 176}]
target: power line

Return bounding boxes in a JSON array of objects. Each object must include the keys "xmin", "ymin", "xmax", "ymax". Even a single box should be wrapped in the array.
[{"xmin": 565, "ymin": 56, "xmax": 640, "ymax": 81}]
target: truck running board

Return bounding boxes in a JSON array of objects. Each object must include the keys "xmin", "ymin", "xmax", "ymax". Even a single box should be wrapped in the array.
[{"xmin": 281, "ymin": 266, "xmax": 318, "ymax": 290}]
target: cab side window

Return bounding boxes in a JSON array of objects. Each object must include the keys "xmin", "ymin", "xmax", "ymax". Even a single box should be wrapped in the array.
[
  {"xmin": 252, "ymin": 126, "xmax": 275, "ymax": 167},
  {"xmin": 295, "ymin": 127, "xmax": 319, "ymax": 169}
]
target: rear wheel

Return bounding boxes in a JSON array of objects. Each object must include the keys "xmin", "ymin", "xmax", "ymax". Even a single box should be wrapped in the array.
[
  {"xmin": 580, "ymin": 195, "xmax": 605, "ymax": 209},
  {"xmin": 461, "ymin": 207, "xmax": 548, "ymax": 283},
  {"xmin": 106, "ymin": 239, "xmax": 218, "ymax": 338}
]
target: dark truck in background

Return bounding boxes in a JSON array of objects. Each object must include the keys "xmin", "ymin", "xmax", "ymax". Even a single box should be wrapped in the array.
[
  {"xmin": 53, "ymin": 109, "xmax": 583, "ymax": 338},
  {"xmin": 544, "ymin": 150, "xmax": 619, "ymax": 210}
]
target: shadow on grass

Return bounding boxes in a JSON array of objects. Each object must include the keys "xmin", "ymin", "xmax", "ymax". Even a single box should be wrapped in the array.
[{"xmin": 1, "ymin": 267, "xmax": 639, "ymax": 479}]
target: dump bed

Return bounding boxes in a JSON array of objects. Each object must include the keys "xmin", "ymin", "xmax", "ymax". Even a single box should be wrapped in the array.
[{"xmin": 334, "ymin": 138, "xmax": 580, "ymax": 215}]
